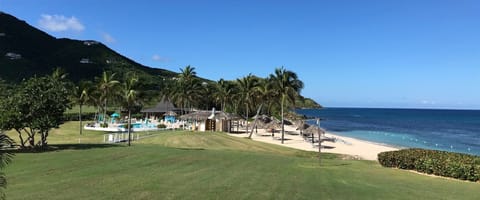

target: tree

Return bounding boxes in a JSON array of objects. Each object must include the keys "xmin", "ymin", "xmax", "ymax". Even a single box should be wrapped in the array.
[
  {"xmin": 179, "ymin": 65, "xmax": 196, "ymax": 81},
  {"xmin": 0, "ymin": 74, "xmax": 71, "ymax": 149},
  {"xmin": 96, "ymin": 71, "xmax": 120, "ymax": 124},
  {"xmin": 256, "ymin": 77, "xmax": 276, "ymax": 115},
  {"xmin": 175, "ymin": 66, "xmax": 202, "ymax": 114},
  {"xmin": 270, "ymin": 67, "xmax": 304, "ymax": 144},
  {"xmin": 236, "ymin": 74, "xmax": 259, "ymax": 133},
  {"xmin": 51, "ymin": 67, "xmax": 68, "ymax": 80},
  {"xmin": 72, "ymin": 81, "xmax": 94, "ymax": 135},
  {"xmin": 121, "ymin": 73, "xmax": 139, "ymax": 146},
  {"xmin": 213, "ymin": 79, "xmax": 236, "ymax": 112},
  {"xmin": 0, "ymin": 132, "xmax": 13, "ymax": 200}
]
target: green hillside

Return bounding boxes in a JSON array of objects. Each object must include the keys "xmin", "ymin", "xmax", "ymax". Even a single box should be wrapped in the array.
[{"xmin": 0, "ymin": 12, "xmax": 176, "ymax": 86}]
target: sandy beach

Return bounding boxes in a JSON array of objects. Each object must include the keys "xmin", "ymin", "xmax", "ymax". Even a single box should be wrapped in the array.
[{"xmin": 229, "ymin": 124, "xmax": 399, "ymax": 160}]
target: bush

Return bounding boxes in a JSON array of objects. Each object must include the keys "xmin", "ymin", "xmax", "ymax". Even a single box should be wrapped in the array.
[
  {"xmin": 378, "ymin": 148, "xmax": 480, "ymax": 182},
  {"xmin": 157, "ymin": 124, "xmax": 167, "ymax": 129},
  {"xmin": 100, "ymin": 123, "xmax": 109, "ymax": 128}
]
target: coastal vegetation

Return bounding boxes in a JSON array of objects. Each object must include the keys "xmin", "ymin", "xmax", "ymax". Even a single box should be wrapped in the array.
[
  {"xmin": 0, "ymin": 63, "xmax": 309, "ymax": 150},
  {"xmin": 378, "ymin": 149, "xmax": 480, "ymax": 182},
  {"xmin": 3, "ymin": 123, "xmax": 480, "ymax": 200},
  {"xmin": 0, "ymin": 71, "xmax": 70, "ymax": 149}
]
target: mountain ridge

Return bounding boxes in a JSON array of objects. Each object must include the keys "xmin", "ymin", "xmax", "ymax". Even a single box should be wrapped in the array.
[
  {"xmin": 0, "ymin": 11, "xmax": 321, "ymax": 108},
  {"xmin": 0, "ymin": 12, "xmax": 176, "ymax": 85}
]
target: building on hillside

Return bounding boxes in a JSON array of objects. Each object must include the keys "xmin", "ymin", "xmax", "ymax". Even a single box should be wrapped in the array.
[{"xmin": 5, "ymin": 52, "xmax": 21, "ymax": 60}]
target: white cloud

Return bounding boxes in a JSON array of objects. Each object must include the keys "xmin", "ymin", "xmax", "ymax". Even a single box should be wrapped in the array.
[
  {"xmin": 101, "ymin": 32, "xmax": 116, "ymax": 44},
  {"xmin": 152, "ymin": 54, "xmax": 169, "ymax": 62},
  {"xmin": 38, "ymin": 14, "xmax": 85, "ymax": 32},
  {"xmin": 421, "ymin": 100, "xmax": 436, "ymax": 105}
]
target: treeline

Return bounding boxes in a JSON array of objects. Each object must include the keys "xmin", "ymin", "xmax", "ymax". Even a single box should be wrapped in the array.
[
  {"xmin": 162, "ymin": 66, "xmax": 310, "ymax": 117},
  {"xmin": 0, "ymin": 66, "xmax": 315, "ymax": 149}
]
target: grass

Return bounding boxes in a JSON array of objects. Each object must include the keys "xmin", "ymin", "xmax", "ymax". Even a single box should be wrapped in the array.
[
  {"xmin": 4, "ymin": 122, "xmax": 480, "ymax": 199},
  {"xmin": 65, "ymin": 105, "xmax": 98, "ymax": 114}
]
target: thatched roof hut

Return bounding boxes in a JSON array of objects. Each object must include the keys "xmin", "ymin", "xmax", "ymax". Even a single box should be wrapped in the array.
[
  {"xmin": 179, "ymin": 111, "xmax": 242, "ymax": 121},
  {"xmin": 141, "ymin": 100, "xmax": 180, "ymax": 113}
]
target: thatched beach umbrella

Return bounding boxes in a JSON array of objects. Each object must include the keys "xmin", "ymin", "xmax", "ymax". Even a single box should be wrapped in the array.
[
  {"xmin": 253, "ymin": 114, "xmax": 272, "ymax": 123},
  {"xmin": 304, "ymin": 125, "xmax": 325, "ymax": 135},
  {"xmin": 295, "ymin": 120, "xmax": 310, "ymax": 134},
  {"xmin": 304, "ymin": 125, "xmax": 326, "ymax": 162},
  {"xmin": 264, "ymin": 121, "xmax": 280, "ymax": 137}
]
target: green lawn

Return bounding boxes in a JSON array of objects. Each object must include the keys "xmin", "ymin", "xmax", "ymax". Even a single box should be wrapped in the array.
[
  {"xmin": 4, "ymin": 122, "xmax": 480, "ymax": 199},
  {"xmin": 65, "ymin": 105, "xmax": 98, "ymax": 114}
]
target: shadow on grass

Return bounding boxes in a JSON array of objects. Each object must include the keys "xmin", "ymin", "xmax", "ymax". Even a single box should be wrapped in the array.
[
  {"xmin": 6, "ymin": 143, "xmax": 121, "ymax": 154},
  {"xmin": 175, "ymin": 147, "xmax": 206, "ymax": 151},
  {"xmin": 229, "ymin": 131, "xmax": 247, "ymax": 134}
]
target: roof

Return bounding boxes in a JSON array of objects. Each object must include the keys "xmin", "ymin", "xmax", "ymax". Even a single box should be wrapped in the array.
[
  {"xmin": 141, "ymin": 100, "xmax": 179, "ymax": 113},
  {"xmin": 179, "ymin": 111, "xmax": 243, "ymax": 121},
  {"xmin": 304, "ymin": 125, "xmax": 326, "ymax": 134}
]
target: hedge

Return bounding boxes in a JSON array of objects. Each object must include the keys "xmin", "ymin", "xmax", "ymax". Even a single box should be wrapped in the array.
[{"xmin": 378, "ymin": 148, "xmax": 480, "ymax": 182}]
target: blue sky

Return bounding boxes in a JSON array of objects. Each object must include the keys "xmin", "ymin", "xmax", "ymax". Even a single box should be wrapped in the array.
[{"xmin": 2, "ymin": 0, "xmax": 480, "ymax": 109}]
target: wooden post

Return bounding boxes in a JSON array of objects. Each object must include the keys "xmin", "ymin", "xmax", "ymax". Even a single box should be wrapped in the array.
[
  {"xmin": 316, "ymin": 118, "xmax": 321, "ymax": 164},
  {"xmin": 318, "ymin": 130, "xmax": 321, "ymax": 164}
]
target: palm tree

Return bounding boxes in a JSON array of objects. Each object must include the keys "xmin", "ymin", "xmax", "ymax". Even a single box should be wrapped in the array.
[
  {"xmin": 73, "ymin": 81, "xmax": 93, "ymax": 135},
  {"xmin": 96, "ymin": 71, "xmax": 120, "ymax": 124},
  {"xmin": 214, "ymin": 79, "xmax": 236, "ymax": 111},
  {"xmin": 176, "ymin": 66, "xmax": 201, "ymax": 114},
  {"xmin": 179, "ymin": 65, "xmax": 197, "ymax": 82},
  {"xmin": 236, "ymin": 74, "xmax": 259, "ymax": 133},
  {"xmin": 256, "ymin": 78, "xmax": 276, "ymax": 115},
  {"xmin": 121, "ymin": 73, "xmax": 139, "ymax": 146},
  {"xmin": 51, "ymin": 67, "xmax": 68, "ymax": 80},
  {"xmin": 270, "ymin": 67, "xmax": 304, "ymax": 144}
]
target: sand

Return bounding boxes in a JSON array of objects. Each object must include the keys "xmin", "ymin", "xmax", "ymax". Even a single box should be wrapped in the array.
[{"xmin": 229, "ymin": 124, "xmax": 399, "ymax": 160}]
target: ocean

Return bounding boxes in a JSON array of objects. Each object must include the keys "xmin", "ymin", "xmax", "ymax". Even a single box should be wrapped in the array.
[{"xmin": 296, "ymin": 108, "xmax": 480, "ymax": 156}]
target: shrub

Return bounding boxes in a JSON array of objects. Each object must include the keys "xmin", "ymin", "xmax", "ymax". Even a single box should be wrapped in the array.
[
  {"xmin": 157, "ymin": 124, "xmax": 167, "ymax": 129},
  {"xmin": 378, "ymin": 148, "xmax": 480, "ymax": 182}
]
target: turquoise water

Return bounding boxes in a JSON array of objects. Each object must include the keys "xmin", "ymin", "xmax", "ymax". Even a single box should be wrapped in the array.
[
  {"xmin": 118, "ymin": 123, "xmax": 156, "ymax": 129},
  {"xmin": 297, "ymin": 108, "xmax": 480, "ymax": 155}
]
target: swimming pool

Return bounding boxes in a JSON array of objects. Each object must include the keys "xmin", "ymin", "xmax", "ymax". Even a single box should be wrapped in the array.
[{"xmin": 118, "ymin": 123, "xmax": 157, "ymax": 129}]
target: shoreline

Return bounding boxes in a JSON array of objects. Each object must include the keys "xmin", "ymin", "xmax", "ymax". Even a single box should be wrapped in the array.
[{"xmin": 228, "ymin": 124, "xmax": 399, "ymax": 160}]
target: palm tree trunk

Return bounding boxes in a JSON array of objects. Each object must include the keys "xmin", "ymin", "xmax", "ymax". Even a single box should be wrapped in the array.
[
  {"xmin": 79, "ymin": 104, "xmax": 83, "ymax": 135},
  {"xmin": 281, "ymin": 95, "xmax": 285, "ymax": 144},
  {"xmin": 248, "ymin": 104, "xmax": 262, "ymax": 139},
  {"xmin": 104, "ymin": 99, "xmax": 107, "ymax": 124},
  {"xmin": 128, "ymin": 109, "xmax": 131, "ymax": 146},
  {"xmin": 245, "ymin": 103, "xmax": 249, "ymax": 134}
]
